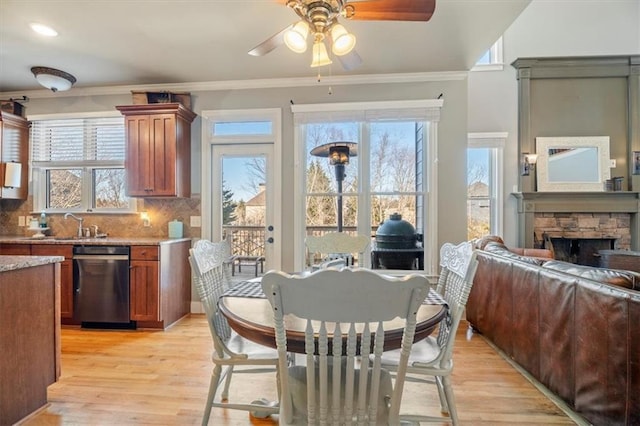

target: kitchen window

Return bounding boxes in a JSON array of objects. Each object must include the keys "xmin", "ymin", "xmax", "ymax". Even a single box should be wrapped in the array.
[{"xmin": 30, "ymin": 113, "xmax": 133, "ymax": 213}]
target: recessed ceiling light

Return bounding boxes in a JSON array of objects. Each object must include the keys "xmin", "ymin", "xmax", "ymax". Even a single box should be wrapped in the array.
[{"xmin": 30, "ymin": 23, "xmax": 58, "ymax": 37}]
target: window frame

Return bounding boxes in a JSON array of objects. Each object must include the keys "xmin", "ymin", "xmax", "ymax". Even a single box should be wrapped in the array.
[
  {"xmin": 292, "ymin": 100, "xmax": 443, "ymax": 274},
  {"xmin": 30, "ymin": 111, "xmax": 134, "ymax": 214},
  {"xmin": 467, "ymin": 132, "xmax": 507, "ymax": 238}
]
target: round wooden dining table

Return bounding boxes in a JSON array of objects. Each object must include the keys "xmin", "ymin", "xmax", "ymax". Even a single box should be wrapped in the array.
[{"xmin": 218, "ymin": 288, "xmax": 447, "ymax": 354}]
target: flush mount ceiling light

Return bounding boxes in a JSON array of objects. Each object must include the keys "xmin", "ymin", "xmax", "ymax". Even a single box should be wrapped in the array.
[
  {"xmin": 31, "ymin": 66, "xmax": 77, "ymax": 92},
  {"xmin": 249, "ymin": 0, "xmax": 436, "ymax": 72}
]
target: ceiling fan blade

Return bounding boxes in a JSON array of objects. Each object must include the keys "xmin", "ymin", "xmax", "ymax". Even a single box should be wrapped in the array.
[
  {"xmin": 248, "ymin": 25, "xmax": 292, "ymax": 56},
  {"xmin": 348, "ymin": 0, "xmax": 436, "ymax": 22},
  {"xmin": 337, "ymin": 50, "xmax": 363, "ymax": 71}
]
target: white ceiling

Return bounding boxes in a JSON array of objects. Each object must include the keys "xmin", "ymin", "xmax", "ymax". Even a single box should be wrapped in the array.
[{"xmin": 0, "ymin": 0, "xmax": 531, "ymax": 94}]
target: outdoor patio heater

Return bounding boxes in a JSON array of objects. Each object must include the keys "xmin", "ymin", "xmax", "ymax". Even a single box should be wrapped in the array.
[{"xmin": 310, "ymin": 141, "xmax": 358, "ymax": 232}]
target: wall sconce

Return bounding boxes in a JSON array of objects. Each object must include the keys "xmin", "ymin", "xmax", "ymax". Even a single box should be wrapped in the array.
[
  {"xmin": 140, "ymin": 211, "xmax": 151, "ymax": 227},
  {"xmin": 522, "ymin": 153, "xmax": 538, "ymax": 176}
]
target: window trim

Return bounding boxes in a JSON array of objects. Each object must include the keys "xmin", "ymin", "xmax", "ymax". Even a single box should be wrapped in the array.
[
  {"xmin": 292, "ymin": 99, "xmax": 443, "ymax": 274},
  {"xmin": 467, "ymin": 132, "xmax": 507, "ymax": 237},
  {"xmin": 30, "ymin": 111, "xmax": 134, "ymax": 214}
]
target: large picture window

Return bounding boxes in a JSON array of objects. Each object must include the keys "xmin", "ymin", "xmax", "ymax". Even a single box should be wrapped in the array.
[
  {"xmin": 292, "ymin": 100, "xmax": 443, "ymax": 272},
  {"xmin": 31, "ymin": 114, "xmax": 132, "ymax": 212}
]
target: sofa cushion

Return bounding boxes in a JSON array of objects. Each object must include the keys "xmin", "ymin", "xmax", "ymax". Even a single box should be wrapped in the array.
[{"xmin": 542, "ymin": 260, "xmax": 640, "ymax": 290}]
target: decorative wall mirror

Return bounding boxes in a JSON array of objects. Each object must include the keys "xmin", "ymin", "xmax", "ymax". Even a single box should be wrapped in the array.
[{"xmin": 535, "ymin": 136, "xmax": 611, "ymax": 192}]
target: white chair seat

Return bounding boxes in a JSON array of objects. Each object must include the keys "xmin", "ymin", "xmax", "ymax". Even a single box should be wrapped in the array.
[
  {"xmin": 380, "ymin": 336, "xmax": 441, "ymax": 368},
  {"xmin": 224, "ymin": 332, "xmax": 279, "ymax": 361}
]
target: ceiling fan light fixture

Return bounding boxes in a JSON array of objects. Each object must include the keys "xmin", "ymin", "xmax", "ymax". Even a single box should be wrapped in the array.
[
  {"xmin": 31, "ymin": 66, "xmax": 77, "ymax": 92},
  {"xmin": 330, "ymin": 23, "xmax": 356, "ymax": 56},
  {"xmin": 284, "ymin": 21, "xmax": 309, "ymax": 53},
  {"xmin": 310, "ymin": 40, "xmax": 332, "ymax": 68}
]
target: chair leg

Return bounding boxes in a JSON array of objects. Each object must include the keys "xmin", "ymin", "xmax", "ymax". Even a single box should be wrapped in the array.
[
  {"xmin": 441, "ymin": 376, "xmax": 459, "ymax": 426},
  {"xmin": 435, "ymin": 375, "xmax": 449, "ymax": 414},
  {"xmin": 203, "ymin": 364, "xmax": 222, "ymax": 426},
  {"xmin": 221, "ymin": 365, "xmax": 234, "ymax": 400}
]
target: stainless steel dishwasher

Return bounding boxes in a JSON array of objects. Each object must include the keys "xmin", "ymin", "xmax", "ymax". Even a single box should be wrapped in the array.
[{"xmin": 73, "ymin": 245, "xmax": 131, "ymax": 327}]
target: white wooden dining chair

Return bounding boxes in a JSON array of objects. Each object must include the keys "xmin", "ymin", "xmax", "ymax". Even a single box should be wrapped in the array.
[
  {"xmin": 378, "ymin": 241, "xmax": 478, "ymax": 425},
  {"xmin": 305, "ymin": 232, "xmax": 370, "ymax": 268},
  {"xmin": 189, "ymin": 239, "xmax": 280, "ymax": 425},
  {"xmin": 261, "ymin": 268, "xmax": 429, "ymax": 425}
]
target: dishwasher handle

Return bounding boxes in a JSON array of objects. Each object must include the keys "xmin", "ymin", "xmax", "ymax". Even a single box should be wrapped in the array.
[{"xmin": 73, "ymin": 254, "xmax": 130, "ymax": 261}]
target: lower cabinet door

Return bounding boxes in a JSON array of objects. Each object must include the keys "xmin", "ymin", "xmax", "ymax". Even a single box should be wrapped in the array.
[
  {"xmin": 129, "ymin": 260, "xmax": 160, "ymax": 321},
  {"xmin": 59, "ymin": 260, "xmax": 73, "ymax": 319}
]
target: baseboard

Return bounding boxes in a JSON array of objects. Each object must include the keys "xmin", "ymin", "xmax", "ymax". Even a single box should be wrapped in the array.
[{"xmin": 190, "ymin": 301, "xmax": 204, "ymax": 314}]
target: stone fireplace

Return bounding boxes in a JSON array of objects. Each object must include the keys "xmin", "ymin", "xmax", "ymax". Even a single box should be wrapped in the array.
[{"xmin": 513, "ymin": 192, "xmax": 640, "ymax": 265}]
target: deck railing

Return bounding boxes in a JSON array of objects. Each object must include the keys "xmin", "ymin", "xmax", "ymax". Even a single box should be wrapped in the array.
[{"xmin": 222, "ymin": 225, "xmax": 375, "ymax": 258}]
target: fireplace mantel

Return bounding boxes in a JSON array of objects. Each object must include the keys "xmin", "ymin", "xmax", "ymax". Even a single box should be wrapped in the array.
[{"xmin": 512, "ymin": 191, "xmax": 640, "ymax": 249}]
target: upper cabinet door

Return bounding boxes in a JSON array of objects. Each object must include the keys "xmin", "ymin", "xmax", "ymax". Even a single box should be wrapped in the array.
[
  {"xmin": 0, "ymin": 111, "xmax": 29, "ymax": 200},
  {"xmin": 117, "ymin": 103, "xmax": 196, "ymax": 198}
]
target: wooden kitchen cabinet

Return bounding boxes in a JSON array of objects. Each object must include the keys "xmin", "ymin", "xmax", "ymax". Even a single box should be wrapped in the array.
[
  {"xmin": 0, "ymin": 243, "xmax": 31, "ymax": 255},
  {"xmin": 0, "ymin": 111, "xmax": 29, "ymax": 200},
  {"xmin": 129, "ymin": 241, "xmax": 191, "ymax": 329},
  {"xmin": 32, "ymin": 245, "xmax": 74, "ymax": 320},
  {"xmin": 116, "ymin": 103, "xmax": 196, "ymax": 197},
  {"xmin": 129, "ymin": 245, "xmax": 160, "ymax": 322}
]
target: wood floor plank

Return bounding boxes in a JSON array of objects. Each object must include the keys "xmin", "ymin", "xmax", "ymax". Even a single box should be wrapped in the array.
[{"xmin": 20, "ymin": 315, "xmax": 575, "ymax": 425}]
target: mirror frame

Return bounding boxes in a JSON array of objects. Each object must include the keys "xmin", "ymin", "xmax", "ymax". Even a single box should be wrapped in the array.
[{"xmin": 535, "ymin": 136, "xmax": 611, "ymax": 192}]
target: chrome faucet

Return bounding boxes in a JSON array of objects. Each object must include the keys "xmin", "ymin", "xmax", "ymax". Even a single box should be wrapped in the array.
[{"xmin": 64, "ymin": 213, "xmax": 84, "ymax": 237}]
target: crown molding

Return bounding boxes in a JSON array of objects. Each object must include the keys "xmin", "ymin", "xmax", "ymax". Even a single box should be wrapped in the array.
[{"xmin": 0, "ymin": 71, "xmax": 468, "ymax": 100}]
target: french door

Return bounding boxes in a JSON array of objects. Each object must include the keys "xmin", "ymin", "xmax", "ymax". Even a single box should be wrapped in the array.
[
  {"xmin": 201, "ymin": 108, "xmax": 282, "ymax": 272},
  {"xmin": 210, "ymin": 144, "xmax": 280, "ymax": 272}
]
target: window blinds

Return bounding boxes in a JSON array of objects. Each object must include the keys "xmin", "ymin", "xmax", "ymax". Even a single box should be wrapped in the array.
[{"xmin": 31, "ymin": 117, "xmax": 125, "ymax": 166}]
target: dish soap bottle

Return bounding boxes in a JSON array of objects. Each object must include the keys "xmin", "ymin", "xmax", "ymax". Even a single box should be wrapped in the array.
[{"xmin": 39, "ymin": 212, "xmax": 47, "ymax": 228}]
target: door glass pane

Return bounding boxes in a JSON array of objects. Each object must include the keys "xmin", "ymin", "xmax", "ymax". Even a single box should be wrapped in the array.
[
  {"xmin": 93, "ymin": 168, "xmax": 128, "ymax": 208},
  {"xmin": 222, "ymin": 156, "xmax": 266, "ymax": 260},
  {"xmin": 467, "ymin": 148, "xmax": 491, "ymax": 239},
  {"xmin": 48, "ymin": 169, "xmax": 81, "ymax": 209}
]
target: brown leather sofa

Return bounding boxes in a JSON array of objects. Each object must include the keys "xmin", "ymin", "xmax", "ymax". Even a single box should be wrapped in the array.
[{"xmin": 467, "ymin": 238, "xmax": 640, "ymax": 426}]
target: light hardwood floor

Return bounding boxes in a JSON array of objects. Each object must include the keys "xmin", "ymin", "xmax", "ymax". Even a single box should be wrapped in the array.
[{"xmin": 22, "ymin": 315, "xmax": 575, "ymax": 426}]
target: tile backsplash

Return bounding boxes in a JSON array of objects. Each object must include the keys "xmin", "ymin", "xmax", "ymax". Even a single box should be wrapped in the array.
[{"xmin": 0, "ymin": 196, "xmax": 202, "ymax": 239}]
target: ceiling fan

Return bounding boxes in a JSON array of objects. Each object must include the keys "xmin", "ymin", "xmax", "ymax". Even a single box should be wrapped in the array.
[{"xmin": 248, "ymin": 0, "xmax": 436, "ymax": 71}]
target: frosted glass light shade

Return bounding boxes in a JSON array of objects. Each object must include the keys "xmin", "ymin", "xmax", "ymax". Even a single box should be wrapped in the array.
[
  {"xmin": 330, "ymin": 24, "xmax": 356, "ymax": 56},
  {"xmin": 31, "ymin": 66, "xmax": 77, "ymax": 92},
  {"xmin": 284, "ymin": 21, "xmax": 309, "ymax": 53},
  {"xmin": 310, "ymin": 41, "xmax": 332, "ymax": 67}
]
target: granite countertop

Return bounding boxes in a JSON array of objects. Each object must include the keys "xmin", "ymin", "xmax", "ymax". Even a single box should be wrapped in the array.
[
  {"xmin": 0, "ymin": 255, "xmax": 65, "ymax": 272},
  {"xmin": 0, "ymin": 236, "xmax": 192, "ymax": 246}
]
